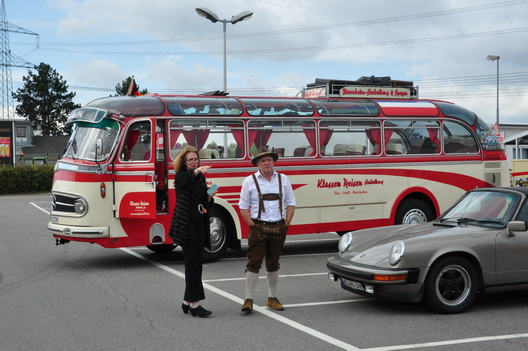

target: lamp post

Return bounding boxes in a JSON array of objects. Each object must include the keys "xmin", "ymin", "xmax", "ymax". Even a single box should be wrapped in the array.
[
  {"xmin": 196, "ymin": 7, "xmax": 253, "ymax": 93},
  {"xmin": 487, "ymin": 55, "xmax": 500, "ymax": 126}
]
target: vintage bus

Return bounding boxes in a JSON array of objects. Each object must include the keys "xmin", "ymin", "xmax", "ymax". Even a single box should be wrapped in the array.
[{"xmin": 47, "ymin": 86, "xmax": 507, "ymax": 260}]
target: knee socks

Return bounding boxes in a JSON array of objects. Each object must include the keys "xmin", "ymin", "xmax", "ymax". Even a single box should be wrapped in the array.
[
  {"xmin": 266, "ymin": 270, "xmax": 279, "ymax": 298},
  {"xmin": 245, "ymin": 271, "xmax": 259, "ymax": 300}
]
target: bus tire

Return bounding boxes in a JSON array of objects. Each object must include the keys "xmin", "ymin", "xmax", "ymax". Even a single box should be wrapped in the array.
[
  {"xmin": 204, "ymin": 207, "xmax": 231, "ymax": 262},
  {"xmin": 395, "ymin": 198, "xmax": 434, "ymax": 225},
  {"xmin": 146, "ymin": 244, "xmax": 176, "ymax": 254}
]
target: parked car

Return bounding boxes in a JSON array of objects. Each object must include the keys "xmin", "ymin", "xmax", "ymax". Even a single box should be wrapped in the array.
[{"xmin": 327, "ymin": 187, "xmax": 528, "ymax": 313}]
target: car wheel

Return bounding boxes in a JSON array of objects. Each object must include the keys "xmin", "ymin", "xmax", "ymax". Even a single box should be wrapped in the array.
[
  {"xmin": 203, "ymin": 207, "xmax": 231, "ymax": 262},
  {"xmin": 423, "ymin": 257, "xmax": 478, "ymax": 314},
  {"xmin": 395, "ymin": 198, "xmax": 434, "ymax": 225}
]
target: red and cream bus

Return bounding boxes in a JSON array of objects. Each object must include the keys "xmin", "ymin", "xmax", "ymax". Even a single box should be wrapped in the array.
[{"xmin": 48, "ymin": 81, "xmax": 507, "ymax": 260}]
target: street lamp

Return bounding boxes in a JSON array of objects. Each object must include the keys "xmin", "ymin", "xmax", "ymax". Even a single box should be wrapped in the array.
[
  {"xmin": 196, "ymin": 7, "xmax": 253, "ymax": 93},
  {"xmin": 487, "ymin": 55, "xmax": 500, "ymax": 126}
]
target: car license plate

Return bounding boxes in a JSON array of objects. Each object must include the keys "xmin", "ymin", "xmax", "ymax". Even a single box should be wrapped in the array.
[
  {"xmin": 341, "ymin": 278, "xmax": 365, "ymax": 291},
  {"xmin": 51, "ymin": 215, "xmax": 58, "ymax": 223}
]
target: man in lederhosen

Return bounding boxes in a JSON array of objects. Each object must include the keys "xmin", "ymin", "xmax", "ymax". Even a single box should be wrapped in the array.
[{"xmin": 239, "ymin": 146, "xmax": 296, "ymax": 313}]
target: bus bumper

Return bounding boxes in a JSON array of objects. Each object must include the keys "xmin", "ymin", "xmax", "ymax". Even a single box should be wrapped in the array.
[{"xmin": 47, "ymin": 222, "xmax": 110, "ymax": 238}]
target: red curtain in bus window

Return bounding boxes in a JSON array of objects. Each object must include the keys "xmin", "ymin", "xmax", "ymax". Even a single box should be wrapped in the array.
[
  {"xmin": 303, "ymin": 127, "xmax": 331, "ymax": 156},
  {"xmin": 231, "ymin": 128, "xmax": 244, "ymax": 149},
  {"xmin": 169, "ymin": 129, "xmax": 181, "ymax": 148},
  {"xmin": 303, "ymin": 128, "xmax": 316, "ymax": 155},
  {"xmin": 366, "ymin": 129, "xmax": 393, "ymax": 146},
  {"xmin": 366, "ymin": 129, "xmax": 380, "ymax": 146},
  {"xmin": 320, "ymin": 129, "xmax": 333, "ymax": 147},
  {"xmin": 426, "ymin": 125, "xmax": 440, "ymax": 152},
  {"xmin": 318, "ymin": 128, "xmax": 334, "ymax": 155},
  {"xmin": 248, "ymin": 129, "xmax": 272, "ymax": 149},
  {"xmin": 183, "ymin": 129, "xmax": 210, "ymax": 149},
  {"xmin": 365, "ymin": 128, "xmax": 394, "ymax": 153},
  {"xmin": 125, "ymin": 129, "xmax": 140, "ymax": 160},
  {"xmin": 383, "ymin": 129, "xmax": 394, "ymax": 144}
]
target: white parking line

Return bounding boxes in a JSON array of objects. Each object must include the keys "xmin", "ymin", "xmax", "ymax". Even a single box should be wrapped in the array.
[
  {"xmin": 30, "ymin": 202, "xmax": 50, "ymax": 215},
  {"xmin": 204, "ymin": 272, "xmax": 327, "ymax": 282},
  {"xmin": 361, "ymin": 333, "xmax": 528, "ymax": 351},
  {"xmin": 120, "ymin": 247, "xmax": 360, "ymax": 351}
]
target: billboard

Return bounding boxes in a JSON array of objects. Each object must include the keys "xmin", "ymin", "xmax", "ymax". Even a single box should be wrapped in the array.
[{"xmin": 0, "ymin": 121, "xmax": 13, "ymax": 166}]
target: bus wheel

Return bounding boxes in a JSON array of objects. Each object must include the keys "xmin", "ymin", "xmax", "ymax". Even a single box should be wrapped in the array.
[
  {"xmin": 204, "ymin": 208, "xmax": 230, "ymax": 262},
  {"xmin": 146, "ymin": 244, "xmax": 176, "ymax": 254},
  {"xmin": 395, "ymin": 198, "xmax": 434, "ymax": 225}
]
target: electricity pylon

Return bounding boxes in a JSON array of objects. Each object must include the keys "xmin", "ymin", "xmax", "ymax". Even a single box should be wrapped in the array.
[{"xmin": 0, "ymin": 0, "xmax": 39, "ymax": 119}]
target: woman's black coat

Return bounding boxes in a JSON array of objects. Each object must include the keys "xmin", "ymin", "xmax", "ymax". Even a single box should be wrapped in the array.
[{"xmin": 169, "ymin": 168, "xmax": 213, "ymax": 250}]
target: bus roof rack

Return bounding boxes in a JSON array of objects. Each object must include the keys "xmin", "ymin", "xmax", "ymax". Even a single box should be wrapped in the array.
[
  {"xmin": 199, "ymin": 90, "xmax": 229, "ymax": 96},
  {"xmin": 303, "ymin": 76, "xmax": 418, "ymax": 99}
]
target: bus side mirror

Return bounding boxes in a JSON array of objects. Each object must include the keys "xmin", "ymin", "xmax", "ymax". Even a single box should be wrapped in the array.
[{"xmin": 506, "ymin": 221, "xmax": 528, "ymax": 237}]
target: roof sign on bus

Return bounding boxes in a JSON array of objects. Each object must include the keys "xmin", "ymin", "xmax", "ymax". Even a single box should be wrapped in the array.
[
  {"xmin": 67, "ymin": 108, "xmax": 109, "ymax": 125},
  {"xmin": 340, "ymin": 87, "xmax": 412, "ymax": 99}
]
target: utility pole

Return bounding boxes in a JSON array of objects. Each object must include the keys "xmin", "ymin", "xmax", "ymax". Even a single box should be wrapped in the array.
[{"xmin": 0, "ymin": 0, "xmax": 39, "ymax": 119}]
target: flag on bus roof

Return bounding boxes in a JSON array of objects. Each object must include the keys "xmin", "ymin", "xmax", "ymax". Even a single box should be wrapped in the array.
[{"xmin": 126, "ymin": 77, "xmax": 142, "ymax": 96}]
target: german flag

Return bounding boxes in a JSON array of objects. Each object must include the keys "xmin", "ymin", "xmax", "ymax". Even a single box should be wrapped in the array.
[{"xmin": 126, "ymin": 77, "xmax": 143, "ymax": 96}]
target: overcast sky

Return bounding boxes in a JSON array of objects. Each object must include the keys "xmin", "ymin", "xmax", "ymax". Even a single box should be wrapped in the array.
[{"xmin": 5, "ymin": 0, "xmax": 528, "ymax": 124}]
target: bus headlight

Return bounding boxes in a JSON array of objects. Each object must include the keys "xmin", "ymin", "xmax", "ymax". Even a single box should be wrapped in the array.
[{"xmin": 73, "ymin": 198, "xmax": 88, "ymax": 215}]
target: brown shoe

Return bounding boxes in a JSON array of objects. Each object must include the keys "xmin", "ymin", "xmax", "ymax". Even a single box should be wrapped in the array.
[
  {"xmin": 267, "ymin": 297, "xmax": 284, "ymax": 311},
  {"xmin": 241, "ymin": 299, "xmax": 253, "ymax": 312}
]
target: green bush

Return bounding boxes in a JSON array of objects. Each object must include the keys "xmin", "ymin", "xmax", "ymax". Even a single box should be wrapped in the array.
[{"xmin": 0, "ymin": 165, "xmax": 54, "ymax": 194}]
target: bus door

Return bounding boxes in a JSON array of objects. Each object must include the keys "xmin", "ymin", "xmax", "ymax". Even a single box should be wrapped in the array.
[
  {"xmin": 113, "ymin": 120, "xmax": 157, "ymax": 219},
  {"xmin": 154, "ymin": 120, "xmax": 169, "ymax": 214}
]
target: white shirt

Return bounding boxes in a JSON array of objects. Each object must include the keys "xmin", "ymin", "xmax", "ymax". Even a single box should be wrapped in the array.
[{"xmin": 238, "ymin": 170, "xmax": 296, "ymax": 222}]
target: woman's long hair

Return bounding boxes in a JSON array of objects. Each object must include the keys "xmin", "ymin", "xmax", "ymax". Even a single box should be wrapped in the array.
[{"xmin": 173, "ymin": 146, "xmax": 201, "ymax": 172}]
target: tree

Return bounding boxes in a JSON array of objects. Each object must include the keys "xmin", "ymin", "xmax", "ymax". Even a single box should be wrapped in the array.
[
  {"xmin": 114, "ymin": 77, "xmax": 149, "ymax": 96},
  {"xmin": 12, "ymin": 63, "xmax": 81, "ymax": 136}
]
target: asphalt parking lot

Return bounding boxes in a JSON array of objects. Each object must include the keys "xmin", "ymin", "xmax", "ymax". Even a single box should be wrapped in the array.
[{"xmin": 2, "ymin": 193, "xmax": 528, "ymax": 351}]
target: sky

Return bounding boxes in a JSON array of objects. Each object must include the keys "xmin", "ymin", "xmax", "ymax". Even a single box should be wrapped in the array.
[{"xmin": 4, "ymin": 0, "xmax": 528, "ymax": 124}]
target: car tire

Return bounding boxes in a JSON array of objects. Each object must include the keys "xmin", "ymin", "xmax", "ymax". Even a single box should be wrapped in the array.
[
  {"xmin": 395, "ymin": 198, "xmax": 434, "ymax": 225},
  {"xmin": 423, "ymin": 256, "xmax": 478, "ymax": 314}
]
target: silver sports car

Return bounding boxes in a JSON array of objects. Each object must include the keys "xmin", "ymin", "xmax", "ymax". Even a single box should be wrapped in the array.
[{"xmin": 327, "ymin": 187, "xmax": 528, "ymax": 313}]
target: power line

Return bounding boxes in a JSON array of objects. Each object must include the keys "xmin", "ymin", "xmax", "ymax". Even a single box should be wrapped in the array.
[
  {"xmin": 32, "ymin": 26, "xmax": 528, "ymax": 57},
  {"xmin": 12, "ymin": 0, "xmax": 528, "ymax": 48}
]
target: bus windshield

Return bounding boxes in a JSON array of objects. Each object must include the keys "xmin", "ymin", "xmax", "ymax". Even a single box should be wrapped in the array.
[{"xmin": 64, "ymin": 119, "xmax": 119, "ymax": 161}]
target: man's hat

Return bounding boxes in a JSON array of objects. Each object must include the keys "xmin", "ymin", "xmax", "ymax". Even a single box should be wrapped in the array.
[{"xmin": 251, "ymin": 146, "xmax": 279, "ymax": 166}]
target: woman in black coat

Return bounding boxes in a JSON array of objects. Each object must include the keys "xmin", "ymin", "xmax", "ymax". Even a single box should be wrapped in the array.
[{"xmin": 169, "ymin": 146, "xmax": 215, "ymax": 317}]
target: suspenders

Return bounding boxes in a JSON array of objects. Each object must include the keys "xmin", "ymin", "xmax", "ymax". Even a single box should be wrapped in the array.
[{"xmin": 251, "ymin": 173, "xmax": 283, "ymax": 221}]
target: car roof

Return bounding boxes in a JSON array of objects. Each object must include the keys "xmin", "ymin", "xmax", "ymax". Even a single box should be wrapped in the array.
[{"xmin": 470, "ymin": 187, "xmax": 528, "ymax": 196}]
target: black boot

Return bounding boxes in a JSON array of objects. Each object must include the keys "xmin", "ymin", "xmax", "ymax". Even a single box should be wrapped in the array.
[{"xmin": 189, "ymin": 305, "xmax": 212, "ymax": 317}]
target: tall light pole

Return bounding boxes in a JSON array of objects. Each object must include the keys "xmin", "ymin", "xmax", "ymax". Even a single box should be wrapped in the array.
[
  {"xmin": 196, "ymin": 7, "xmax": 253, "ymax": 93},
  {"xmin": 487, "ymin": 55, "xmax": 500, "ymax": 126}
]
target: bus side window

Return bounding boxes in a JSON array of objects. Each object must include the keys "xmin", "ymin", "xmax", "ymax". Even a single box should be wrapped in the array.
[
  {"xmin": 443, "ymin": 121, "xmax": 476, "ymax": 154},
  {"xmin": 121, "ymin": 121, "xmax": 151, "ymax": 162},
  {"xmin": 168, "ymin": 119, "xmax": 243, "ymax": 159},
  {"xmin": 320, "ymin": 120, "xmax": 376, "ymax": 157},
  {"xmin": 249, "ymin": 120, "xmax": 315, "ymax": 158}
]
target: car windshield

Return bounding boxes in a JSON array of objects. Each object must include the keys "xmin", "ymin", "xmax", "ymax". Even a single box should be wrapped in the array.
[
  {"xmin": 439, "ymin": 190, "xmax": 520, "ymax": 227},
  {"xmin": 63, "ymin": 119, "xmax": 119, "ymax": 162}
]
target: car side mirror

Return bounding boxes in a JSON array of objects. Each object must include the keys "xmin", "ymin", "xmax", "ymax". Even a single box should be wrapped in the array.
[{"xmin": 506, "ymin": 221, "xmax": 528, "ymax": 237}]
